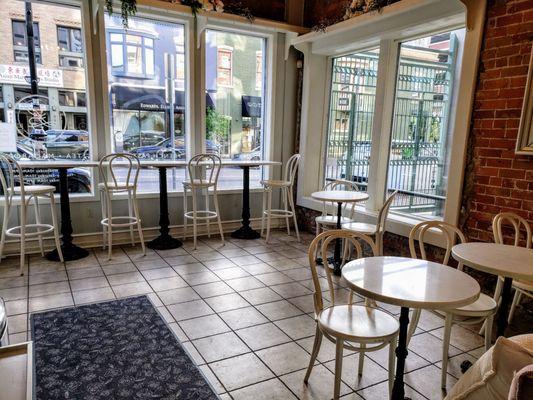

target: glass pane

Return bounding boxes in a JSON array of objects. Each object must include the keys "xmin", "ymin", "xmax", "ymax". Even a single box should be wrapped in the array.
[
  {"xmin": 324, "ymin": 49, "xmax": 379, "ymax": 192},
  {"xmin": 110, "ymin": 33, "xmax": 123, "ymax": 42},
  {"xmin": 105, "ymin": 14, "xmax": 188, "ymax": 192},
  {"xmin": 206, "ymin": 30, "xmax": 265, "ymax": 190},
  {"xmin": 111, "ymin": 44, "xmax": 124, "ymax": 69},
  {"xmin": 386, "ymin": 30, "xmax": 463, "ymax": 218},
  {"xmin": 71, "ymin": 28, "xmax": 83, "ymax": 52},
  {"xmin": 126, "ymin": 45, "xmax": 143, "ymax": 74},
  {"xmin": 3, "ymin": 1, "xmax": 92, "ymax": 194},
  {"xmin": 126, "ymin": 34, "xmax": 142, "ymax": 44}
]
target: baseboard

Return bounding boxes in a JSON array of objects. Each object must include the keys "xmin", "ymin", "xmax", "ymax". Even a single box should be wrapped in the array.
[{"xmin": 1, "ymin": 218, "xmax": 286, "ymax": 257}]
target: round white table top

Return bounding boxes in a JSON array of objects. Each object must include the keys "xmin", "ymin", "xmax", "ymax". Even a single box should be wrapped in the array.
[
  {"xmin": 452, "ymin": 243, "xmax": 533, "ymax": 281},
  {"xmin": 311, "ymin": 190, "xmax": 369, "ymax": 203},
  {"xmin": 342, "ymin": 256, "xmax": 480, "ymax": 309}
]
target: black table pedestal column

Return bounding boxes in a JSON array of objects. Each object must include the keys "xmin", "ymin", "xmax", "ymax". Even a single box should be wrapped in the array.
[
  {"xmin": 496, "ymin": 277, "xmax": 513, "ymax": 337},
  {"xmin": 147, "ymin": 166, "xmax": 182, "ymax": 250},
  {"xmin": 46, "ymin": 167, "xmax": 88, "ymax": 262},
  {"xmin": 231, "ymin": 166, "xmax": 261, "ymax": 240},
  {"xmin": 391, "ymin": 306, "xmax": 410, "ymax": 400}
]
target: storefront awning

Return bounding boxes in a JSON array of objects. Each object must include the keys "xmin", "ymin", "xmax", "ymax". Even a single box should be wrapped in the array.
[
  {"xmin": 110, "ymin": 85, "xmax": 185, "ymax": 112},
  {"xmin": 242, "ymin": 96, "xmax": 262, "ymax": 118}
]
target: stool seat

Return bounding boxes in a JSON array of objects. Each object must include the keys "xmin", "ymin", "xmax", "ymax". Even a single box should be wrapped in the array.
[
  {"xmin": 98, "ymin": 182, "xmax": 136, "ymax": 191},
  {"xmin": 316, "ymin": 215, "xmax": 353, "ymax": 226},
  {"xmin": 183, "ymin": 179, "xmax": 216, "ymax": 188},
  {"xmin": 13, "ymin": 185, "xmax": 55, "ymax": 195}
]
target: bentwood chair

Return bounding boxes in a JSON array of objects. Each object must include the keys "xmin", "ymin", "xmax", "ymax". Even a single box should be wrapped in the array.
[
  {"xmin": 406, "ymin": 221, "xmax": 497, "ymax": 389},
  {"xmin": 490, "ymin": 212, "xmax": 532, "ymax": 325},
  {"xmin": 342, "ymin": 190, "xmax": 398, "ymax": 256},
  {"xmin": 183, "ymin": 154, "xmax": 224, "ymax": 250},
  {"xmin": 0, "ymin": 154, "xmax": 63, "ymax": 275},
  {"xmin": 261, "ymin": 154, "xmax": 300, "ymax": 243},
  {"xmin": 305, "ymin": 230, "xmax": 399, "ymax": 399},
  {"xmin": 99, "ymin": 153, "xmax": 145, "ymax": 260},
  {"xmin": 0, "ymin": 296, "xmax": 7, "ymax": 346}
]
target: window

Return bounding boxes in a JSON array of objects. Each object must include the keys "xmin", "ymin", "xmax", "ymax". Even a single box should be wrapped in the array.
[
  {"xmin": 386, "ymin": 33, "xmax": 458, "ymax": 218},
  {"xmin": 206, "ymin": 29, "xmax": 267, "ymax": 189},
  {"xmin": 12, "ymin": 20, "xmax": 41, "ymax": 64},
  {"xmin": 105, "ymin": 14, "xmax": 187, "ymax": 192},
  {"xmin": 216, "ymin": 47, "xmax": 233, "ymax": 87},
  {"xmin": 325, "ymin": 50, "xmax": 379, "ymax": 192},
  {"xmin": 57, "ymin": 26, "xmax": 84, "ymax": 68},
  {"xmin": 108, "ymin": 30, "xmax": 156, "ymax": 78},
  {"xmin": 4, "ymin": 1, "xmax": 93, "ymax": 194}
]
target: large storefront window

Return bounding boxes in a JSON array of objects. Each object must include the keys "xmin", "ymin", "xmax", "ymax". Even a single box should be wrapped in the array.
[
  {"xmin": 105, "ymin": 15, "xmax": 187, "ymax": 192},
  {"xmin": 324, "ymin": 49, "xmax": 379, "ymax": 191},
  {"xmin": 386, "ymin": 31, "xmax": 460, "ymax": 218},
  {"xmin": 205, "ymin": 29, "xmax": 266, "ymax": 189},
  {"xmin": 1, "ymin": 1, "xmax": 92, "ymax": 194}
]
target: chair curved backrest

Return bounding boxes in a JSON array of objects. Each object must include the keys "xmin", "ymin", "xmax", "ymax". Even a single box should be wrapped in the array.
[
  {"xmin": 0, "ymin": 153, "xmax": 24, "ymax": 198},
  {"xmin": 307, "ymin": 230, "xmax": 378, "ymax": 314},
  {"xmin": 492, "ymin": 212, "xmax": 532, "ymax": 249},
  {"xmin": 409, "ymin": 220, "xmax": 467, "ymax": 270},
  {"xmin": 283, "ymin": 154, "xmax": 301, "ymax": 185},
  {"xmin": 320, "ymin": 179, "xmax": 360, "ymax": 220},
  {"xmin": 99, "ymin": 153, "xmax": 140, "ymax": 192},
  {"xmin": 376, "ymin": 190, "xmax": 398, "ymax": 234},
  {"xmin": 188, "ymin": 153, "xmax": 221, "ymax": 186}
]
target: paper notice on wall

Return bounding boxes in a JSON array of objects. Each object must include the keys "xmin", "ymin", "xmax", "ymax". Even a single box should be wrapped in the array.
[{"xmin": 0, "ymin": 122, "xmax": 17, "ymax": 153}]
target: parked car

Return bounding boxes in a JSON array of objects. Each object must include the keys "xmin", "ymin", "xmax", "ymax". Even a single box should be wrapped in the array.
[
  {"xmin": 41, "ymin": 130, "xmax": 89, "ymax": 159},
  {"xmin": 131, "ymin": 138, "xmax": 220, "ymax": 159},
  {"xmin": 232, "ymin": 146, "xmax": 262, "ymax": 162},
  {"xmin": 123, "ymin": 130, "xmax": 167, "ymax": 151},
  {"xmin": 0, "ymin": 142, "xmax": 92, "ymax": 194}
]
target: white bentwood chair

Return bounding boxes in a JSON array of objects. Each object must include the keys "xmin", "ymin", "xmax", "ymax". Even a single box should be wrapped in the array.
[
  {"xmin": 0, "ymin": 154, "xmax": 63, "ymax": 275},
  {"xmin": 491, "ymin": 212, "xmax": 532, "ymax": 325},
  {"xmin": 342, "ymin": 190, "xmax": 398, "ymax": 256},
  {"xmin": 315, "ymin": 179, "xmax": 359, "ymax": 233},
  {"xmin": 305, "ymin": 230, "xmax": 399, "ymax": 399},
  {"xmin": 261, "ymin": 154, "xmax": 300, "ymax": 243},
  {"xmin": 99, "ymin": 153, "xmax": 145, "ymax": 260},
  {"xmin": 183, "ymin": 154, "xmax": 224, "ymax": 250},
  {"xmin": 406, "ymin": 220, "xmax": 497, "ymax": 389}
]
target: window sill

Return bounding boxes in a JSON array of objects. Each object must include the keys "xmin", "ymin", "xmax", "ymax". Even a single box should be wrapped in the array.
[{"xmin": 298, "ymin": 195, "xmax": 448, "ymax": 248}]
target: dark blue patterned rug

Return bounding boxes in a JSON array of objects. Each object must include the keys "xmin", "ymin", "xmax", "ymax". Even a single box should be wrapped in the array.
[{"xmin": 30, "ymin": 296, "xmax": 219, "ymax": 400}]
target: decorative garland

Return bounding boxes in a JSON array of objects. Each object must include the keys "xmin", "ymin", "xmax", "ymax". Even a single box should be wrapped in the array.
[
  {"xmin": 105, "ymin": 0, "xmax": 137, "ymax": 28},
  {"xmin": 312, "ymin": 0, "xmax": 400, "ymax": 32}
]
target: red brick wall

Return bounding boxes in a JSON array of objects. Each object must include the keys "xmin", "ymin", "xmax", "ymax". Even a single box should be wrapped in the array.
[{"xmin": 463, "ymin": 0, "xmax": 533, "ymax": 244}]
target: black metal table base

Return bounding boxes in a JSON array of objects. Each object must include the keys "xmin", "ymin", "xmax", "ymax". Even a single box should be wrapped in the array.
[
  {"xmin": 46, "ymin": 244, "xmax": 88, "ymax": 262},
  {"xmin": 147, "ymin": 166, "xmax": 182, "ymax": 250},
  {"xmin": 45, "ymin": 167, "xmax": 89, "ymax": 262},
  {"xmin": 231, "ymin": 165, "xmax": 261, "ymax": 240},
  {"xmin": 391, "ymin": 307, "xmax": 410, "ymax": 400}
]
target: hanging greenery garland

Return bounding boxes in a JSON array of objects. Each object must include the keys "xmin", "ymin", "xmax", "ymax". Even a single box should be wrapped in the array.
[{"xmin": 105, "ymin": 0, "xmax": 137, "ymax": 28}]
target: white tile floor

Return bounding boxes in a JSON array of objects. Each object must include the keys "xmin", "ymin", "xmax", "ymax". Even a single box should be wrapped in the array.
[{"xmin": 0, "ymin": 230, "xmax": 488, "ymax": 399}]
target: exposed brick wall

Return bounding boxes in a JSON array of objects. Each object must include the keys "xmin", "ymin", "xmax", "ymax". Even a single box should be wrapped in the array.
[{"xmin": 462, "ymin": 0, "xmax": 533, "ymax": 245}]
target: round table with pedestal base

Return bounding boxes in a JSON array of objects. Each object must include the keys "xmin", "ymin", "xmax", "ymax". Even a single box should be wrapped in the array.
[
  {"xmin": 452, "ymin": 243, "xmax": 533, "ymax": 338},
  {"xmin": 311, "ymin": 190, "xmax": 369, "ymax": 276},
  {"xmin": 342, "ymin": 256, "xmax": 480, "ymax": 400}
]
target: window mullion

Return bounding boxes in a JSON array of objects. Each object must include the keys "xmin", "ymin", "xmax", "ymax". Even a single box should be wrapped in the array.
[{"xmin": 366, "ymin": 39, "xmax": 399, "ymax": 212}]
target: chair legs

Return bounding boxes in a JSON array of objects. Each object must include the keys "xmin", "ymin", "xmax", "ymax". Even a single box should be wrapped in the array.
[
  {"xmin": 182, "ymin": 186, "xmax": 188, "ymax": 240},
  {"xmin": 262, "ymin": 185, "xmax": 300, "ymax": 243},
  {"xmin": 19, "ymin": 200, "xmax": 27, "ymax": 276},
  {"xmin": 127, "ymin": 190, "xmax": 135, "ymax": 246},
  {"xmin": 357, "ymin": 343, "xmax": 365, "ymax": 376},
  {"xmin": 406, "ymin": 308, "xmax": 421, "ymax": 346},
  {"xmin": 441, "ymin": 313, "xmax": 453, "ymax": 389},
  {"xmin": 0, "ymin": 199, "xmax": 11, "ymax": 261},
  {"xmin": 213, "ymin": 191, "xmax": 224, "ymax": 245},
  {"xmin": 49, "ymin": 194, "xmax": 64, "ymax": 263},
  {"xmin": 484, "ymin": 314, "xmax": 494, "ymax": 350},
  {"xmin": 265, "ymin": 189, "xmax": 272, "ymax": 243},
  {"xmin": 288, "ymin": 186, "xmax": 300, "ymax": 242},
  {"xmin": 334, "ymin": 339, "xmax": 344, "ymax": 400},
  {"xmin": 33, "ymin": 196, "xmax": 44, "ymax": 256},
  {"xmin": 184, "ymin": 186, "xmax": 224, "ymax": 250},
  {"xmin": 388, "ymin": 336, "xmax": 397, "ymax": 397},
  {"xmin": 480, "ymin": 276, "xmax": 503, "ymax": 335},
  {"xmin": 132, "ymin": 193, "xmax": 146, "ymax": 256},
  {"xmin": 282, "ymin": 187, "xmax": 290, "ymax": 236},
  {"xmin": 508, "ymin": 290, "xmax": 522, "ymax": 324},
  {"xmin": 304, "ymin": 325, "xmax": 323, "ymax": 384}
]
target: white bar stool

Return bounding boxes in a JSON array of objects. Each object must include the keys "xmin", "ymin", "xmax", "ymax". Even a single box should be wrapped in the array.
[
  {"xmin": 261, "ymin": 153, "xmax": 300, "ymax": 243},
  {"xmin": 183, "ymin": 154, "xmax": 224, "ymax": 250},
  {"xmin": 99, "ymin": 153, "xmax": 145, "ymax": 260},
  {"xmin": 0, "ymin": 154, "xmax": 63, "ymax": 275}
]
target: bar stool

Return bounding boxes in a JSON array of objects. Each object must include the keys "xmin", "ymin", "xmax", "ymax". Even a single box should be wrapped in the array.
[
  {"xmin": 99, "ymin": 153, "xmax": 145, "ymax": 260},
  {"xmin": 0, "ymin": 154, "xmax": 63, "ymax": 275},
  {"xmin": 261, "ymin": 154, "xmax": 300, "ymax": 243},
  {"xmin": 183, "ymin": 154, "xmax": 224, "ymax": 250}
]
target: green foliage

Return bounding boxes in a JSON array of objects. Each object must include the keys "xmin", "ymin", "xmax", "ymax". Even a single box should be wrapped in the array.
[
  {"xmin": 105, "ymin": 0, "xmax": 137, "ymax": 28},
  {"xmin": 206, "ymin": 108, "xmax": 230, "ymax": 141}
]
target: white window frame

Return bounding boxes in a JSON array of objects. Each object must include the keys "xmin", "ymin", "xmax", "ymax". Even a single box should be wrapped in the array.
[
  {"xmin": 215, "ymin": 45, "xmax": 234, "ymax": 88},
  {"xmin": 293, "ymin": 0, "xmax": 487, "ymax": 245}
]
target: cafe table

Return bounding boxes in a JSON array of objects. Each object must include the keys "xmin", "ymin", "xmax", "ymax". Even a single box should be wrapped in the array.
[
  {"xmin": 452, "ymin": 242, "xmax": 533, "ymax": 337},
  {"xmin": 342, "ymin": 256, "xmax": 480, "ymax": 400},
  {"xmin": 18, "ymin": 159, "xmax": 280, "ymax": 259},
  {"xmin": 311, "ymin": 190, "xmax": 369, "ymax": 275}
]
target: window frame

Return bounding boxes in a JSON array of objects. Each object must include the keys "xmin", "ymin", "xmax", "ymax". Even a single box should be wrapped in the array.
[
  {"xmin": 57, "ymin": 25, "xmax": 84, "ymax": 69},
  {"xmin": 216, "ymin": 45, "xmax": 234, "ymax": 88},
  {"xmin": 12, "ymin": 19, "xmax": 42, "ymax": 64},
  {"xmin": 107, "ymin": 29, "xmax": 157, "ymax": 79},
  {"xmin": 294, "ymin": 0, "xmax": 487, "ymax": 244}
]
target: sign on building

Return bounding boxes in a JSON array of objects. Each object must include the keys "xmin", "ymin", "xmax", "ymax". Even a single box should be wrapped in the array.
[{"xmin": 0, "ymin": 64, "xmax": 64, "ymax": 88}]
